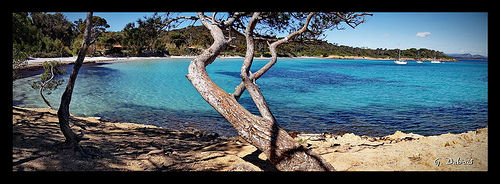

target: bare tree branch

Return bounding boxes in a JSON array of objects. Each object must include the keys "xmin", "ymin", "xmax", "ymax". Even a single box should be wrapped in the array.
[
  {"xmin": 240, "ymin": 12, "xmax": 261, "ymax": 79},
  {"xmin": 237, "ymin": 12, "xmax": 277, "ymax": 122},
  {"xmin": 331, "ymin": 12, "xmax": 373, "ymax": 29},
  {"xmin": 164, "ymin": 13, "xmax": 199, "ymax": 30},
  {"xmin": 232, "ymin": 12, "xmax": 316, "ymax": 101},
  {"xmin": 39, "ymin": 64, "xmax": 55, "ymax": 109},
  {"xmin": 184, "ymin": 12, "xmax": 370, "ymax": 171},
  {"xmin": 223, "ymin": 12, "xmax": 244, "ymax": 27},
  {"xmin": 185, "ymin": 12, "xmax": 335, "ymax": 171},
  {"xmin": 231, "ymin": 12, "xmax": 371, "ymax": 101}
]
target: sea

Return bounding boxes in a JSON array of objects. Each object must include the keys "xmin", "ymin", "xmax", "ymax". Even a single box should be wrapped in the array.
[{"xmin": 12, "ymin": 58, "xmax": 488, "ymax": 137}]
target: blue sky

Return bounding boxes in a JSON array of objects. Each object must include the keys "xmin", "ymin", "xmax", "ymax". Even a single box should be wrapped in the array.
[
  {"xmin": 62, "ymin": 12, "xmax": 488, "ymax": 56},
  {"xmin": 328, "ymin": 12, "xmax": 488, "ymax": 56}
]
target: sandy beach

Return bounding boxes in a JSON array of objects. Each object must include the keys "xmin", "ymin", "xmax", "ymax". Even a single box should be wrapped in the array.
[
  {"xmin": 12, "ymin": 106, "xmax": 487, "ymax": 171},
  {"xmin": 18, "ymin": 56, "xmax": 251, "ymax": 71},
  {"xmin": 20, "ymin": 56, "xmax": 186, "ymax": 70}
]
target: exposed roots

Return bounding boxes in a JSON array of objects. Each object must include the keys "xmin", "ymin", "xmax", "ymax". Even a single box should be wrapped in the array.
[{"xmin": 49, "ymin": 132, "xmax": 101, "ymax": 158}]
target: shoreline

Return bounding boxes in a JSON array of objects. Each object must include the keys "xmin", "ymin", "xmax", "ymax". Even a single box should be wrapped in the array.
[
  {"xmin": 18, "ymin": 55, "xmax": 251, "ymax": 71},
  {"xmin": 13, "ymin": 106, "xmax": 487, "ymax": 171},
  {"xmin": 17, "ymin": 55, "xmax": 458, "ymax": 71},
  {"xmin": 16, "ymin": 55, "xmax": 304, "ymax": 71},
  {"xmin": 19, "ymin": 56, "xmax": 192, "ymax": 70},
  {"xmin": 325, "ymin": 55, "xmax": 458, "ymax": 62}
]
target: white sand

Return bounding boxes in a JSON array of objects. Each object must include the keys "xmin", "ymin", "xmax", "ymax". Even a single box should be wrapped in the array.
[
  {"xmin": 296, "ymin": 127, "xmax": 488, "ymax": 171},
  {"xmin": 23, "ymin": 56, "xmax": 249, "ymax": 68},
  {"xmin": 26, "ymin": 56, "xmax": 173, "ymax": 65}
]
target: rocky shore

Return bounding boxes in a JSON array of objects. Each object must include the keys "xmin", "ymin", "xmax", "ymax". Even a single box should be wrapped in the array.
[{"xmin": 12, "ymin": 106, "xmax": 487, "ymax": 171}]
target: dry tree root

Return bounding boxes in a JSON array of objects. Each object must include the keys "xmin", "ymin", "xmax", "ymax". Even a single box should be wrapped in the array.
[{"xmin": 49, "ymin": 132, "xmax": 101, "ymax": 158}]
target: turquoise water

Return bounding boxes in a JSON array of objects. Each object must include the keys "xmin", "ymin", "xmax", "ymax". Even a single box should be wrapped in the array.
[{"xmin": 13, "ymin": 58, "xmax": 488, "ymax": 137}]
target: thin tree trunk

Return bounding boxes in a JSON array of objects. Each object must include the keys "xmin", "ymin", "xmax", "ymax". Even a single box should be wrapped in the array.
[
  {"xmin": 39, "ymin": 64, "xmax": 54, "ymax": 109},
  {"xmin": 56, "ymin": 12, "xmax": 93, "ymax": 153},
  {"xmin": 186, "ymin": 12, "xmax": 334, "ymax": 171}
]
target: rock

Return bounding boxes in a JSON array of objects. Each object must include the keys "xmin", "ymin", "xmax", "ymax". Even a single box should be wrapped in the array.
[
  {"xmin": 335, "ymin": 133, "xmax": 362, "ymax": 145},
  {"xmin": 385, "ymin": 131, "xmax": 423, "ymax": 141},
  {"xmin": 296, "ymin": 133, "xmax": 325, "ymax": 141},
  {"xmin": 224, "ymin": 163, "xmax": 258, "ymax": 171}
]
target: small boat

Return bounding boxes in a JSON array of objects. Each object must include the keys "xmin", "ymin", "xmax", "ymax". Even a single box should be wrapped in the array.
[
  {"xmin": 430, "ymin": 51, "xmax": 441, "ymax": 63},
  {"xmin": 415, "ymin": 51, "xmax": 423, "ymax": 63},
  {"xmin": 394, "ymin": 49, "xmax": 407, "ymax": 65},
  {"xmin": 394, "ymin": 60, "xmax": 407, "ymax": 65}
]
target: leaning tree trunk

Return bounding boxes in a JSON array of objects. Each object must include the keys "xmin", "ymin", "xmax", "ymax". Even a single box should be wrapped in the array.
[
  {"xmin": 39, "ymin": 64, "xmax": 55, "ymax": 109},
  {"xmin": 56, "ymin": 12, "xmax": 93, "ymax": 153},
  {"xmin": 185, "ymin": 13, "xmax": 334, "ymax": 171}
]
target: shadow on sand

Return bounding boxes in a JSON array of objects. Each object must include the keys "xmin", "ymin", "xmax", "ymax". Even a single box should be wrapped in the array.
[{"xmin": 12, "ymin": 106, "xmax": 276, "ymax": 171}]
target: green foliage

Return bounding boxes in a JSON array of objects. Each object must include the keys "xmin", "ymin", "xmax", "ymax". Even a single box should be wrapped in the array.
[
  {"xmin": 30, "ymin": 12, "xmax": 77, "ymax": 47},
  {"xmin": 168, "ymin": 32, "xmax": 186, "ymax": 47},
  {"xmin": 13, "ymin": 12, "xmax": 111, "ymax": 59},
  {"xmin": 13, "ymin": 12, "xmax": 42, "ymax": 54},
  {"xmin": 121, "ymin": 13, "xmax": 168, "ymax": 56},
  {"xmin": 12, "ymin": 46, "xmax": 28, "ymax": 80},
  {"xmin": 13, "ymin": 12, "xmax": 77, "ymax": 58},
  {"xmin": 31, "ymin": 61, "xmax": 67, "ymax": 94},
  {"xmin": 74, "ymin": 16, "xmax": 110, "ymax": 34}
]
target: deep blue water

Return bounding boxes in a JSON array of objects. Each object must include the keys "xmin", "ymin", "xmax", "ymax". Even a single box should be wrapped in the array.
[{"xmin": 13, "ymin": 58, "xmax": 488, "ymax": 137}]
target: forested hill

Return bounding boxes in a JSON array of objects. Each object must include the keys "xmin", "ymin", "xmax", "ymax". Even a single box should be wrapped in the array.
[
  {"xmin": 161, "ymin": 26, "xmax": 454, "ymax": 60},
  {"xmin": 12, "ymin": 12, "xmax": 453, "ymax": 61}
]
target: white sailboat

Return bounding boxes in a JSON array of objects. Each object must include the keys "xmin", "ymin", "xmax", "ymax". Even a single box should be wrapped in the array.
[
  {"xmin": 430, "ymin": 51, "xmax": 441, "ymax": 63},
  {"xmin": 416, "ymin": 51, "xmax": 423, "ymax": 63},
  {"xmin": 394, "ymin": 60, "xmax": 407, "ymax": 65},
  {"xmin": 394, "ymin": 49, "xmax": 407, "ymax": 65}
]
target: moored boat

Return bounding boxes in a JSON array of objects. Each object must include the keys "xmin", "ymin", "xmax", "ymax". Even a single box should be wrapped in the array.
[{"xmin": 394, "ymin": 49, "xmax": 407, "ymax": 65}]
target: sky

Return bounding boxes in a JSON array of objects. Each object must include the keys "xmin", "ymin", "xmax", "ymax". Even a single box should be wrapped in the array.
[
  {"xmin": 327, "ymin": 12, "xmax": 488, "ymax": 56},
  {"xmin": 62, "ymin": 12, "xmax": 488, "ymax": 56}
]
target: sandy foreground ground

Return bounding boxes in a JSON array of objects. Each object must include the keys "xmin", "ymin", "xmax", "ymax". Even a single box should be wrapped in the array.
[{"xmin": 12, "ymin": 106, "xmax": 487, "ymax": 171}]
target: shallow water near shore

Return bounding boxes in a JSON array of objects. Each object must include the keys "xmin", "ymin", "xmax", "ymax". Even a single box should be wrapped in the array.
[{"xmin": 13, "ymin": 58, "xmax": 488, "ymax": 137}]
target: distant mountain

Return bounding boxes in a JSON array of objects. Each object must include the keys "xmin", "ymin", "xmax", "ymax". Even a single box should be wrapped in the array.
[{"xmin": 446, "ymin": 53, "xmax": 487, "ymax": 60}]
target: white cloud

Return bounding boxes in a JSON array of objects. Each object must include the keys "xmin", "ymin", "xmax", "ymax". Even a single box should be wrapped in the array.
[{"xmin": 416, "ymin": 32, "xmax": 431, "ymax": 37}]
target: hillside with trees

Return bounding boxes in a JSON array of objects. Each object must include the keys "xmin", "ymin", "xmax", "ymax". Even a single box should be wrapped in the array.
[
  {"xmin": 13, "ymin": 12, "xmax": 454, "ymax": 60},
  {"xmin": 13, "ymin": 12, "xmax": 110, "ymax": 59}
]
